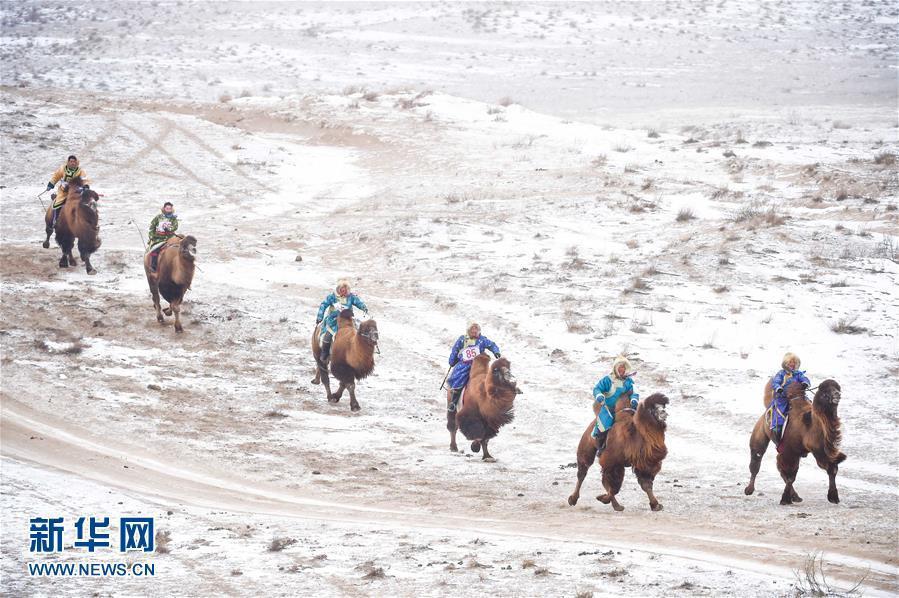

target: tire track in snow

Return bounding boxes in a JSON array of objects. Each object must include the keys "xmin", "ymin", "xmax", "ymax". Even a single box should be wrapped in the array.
[{"xmin": 2, "ymin": 397, "xmax": 895, "ymax": 595}]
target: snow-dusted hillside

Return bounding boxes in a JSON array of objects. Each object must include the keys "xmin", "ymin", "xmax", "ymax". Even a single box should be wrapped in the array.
[{"xmin": 1, "ymin": 2, "xmax": 897, "ymax": 596}]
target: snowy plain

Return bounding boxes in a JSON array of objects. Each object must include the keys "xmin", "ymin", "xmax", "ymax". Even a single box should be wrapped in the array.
[{"xmin": 1, "ymin": 1, "xmax": 897, "ymax": 596}]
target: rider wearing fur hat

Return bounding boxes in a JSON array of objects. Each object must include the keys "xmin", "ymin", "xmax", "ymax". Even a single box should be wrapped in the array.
[
  {"xmin": 316, "ymin": 279, "xmax": 369, "ymax": 365},
  {"xmin": 591, "ymin": 355, "xmax": 640, "ymax": 457},
  {"xmin": 770, "ymin": 352, "xmax": 811, "ymax": 451}
]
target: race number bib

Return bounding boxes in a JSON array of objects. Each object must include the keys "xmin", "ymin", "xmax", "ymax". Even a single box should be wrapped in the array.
[{"xmin": 460, "ymin": 345, "xmax": 481, "ymax": 363}]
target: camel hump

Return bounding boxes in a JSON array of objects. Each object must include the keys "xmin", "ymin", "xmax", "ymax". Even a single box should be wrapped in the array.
[{"xmin": 763, "ymin": 378, "xmax": 774, "ymax": 408}]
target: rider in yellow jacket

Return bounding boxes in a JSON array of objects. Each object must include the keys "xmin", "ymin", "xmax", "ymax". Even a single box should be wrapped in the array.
[{"xmin": 45, "ymin": 155, "xmax": 91, "ymax": 230}]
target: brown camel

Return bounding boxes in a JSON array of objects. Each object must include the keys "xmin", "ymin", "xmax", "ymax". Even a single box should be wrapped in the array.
[
  {"xmin": 43, "ymin": 177, "xmax": 101, "ymax": 275},
  {"xmin": 568, "ymin": 393, "xmax": 669, "ymax": 511},
  {"xmin": 311, "ymin": 309, "xmax": 378, "ymax": 412},
  {"xmin": 744, "ymin": 378, "xmax": 845, "ymax": 505},
  {"xmin": 448, "ymin": 354, "xmax": 522, "ymax": 461},
  {"xmin": 142, "ymin": 235, "xmax": 197, "ymax": 333}
]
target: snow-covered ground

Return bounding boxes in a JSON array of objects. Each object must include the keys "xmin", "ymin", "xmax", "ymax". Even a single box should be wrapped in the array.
[{"xmin": 1, "ymin": 1, "xmax": 897, "ymax": 596}]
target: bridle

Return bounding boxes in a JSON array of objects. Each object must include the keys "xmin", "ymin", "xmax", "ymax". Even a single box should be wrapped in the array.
[{"xmin": 358, "ymin": 327, "xmax": 380, "ymax": 354}]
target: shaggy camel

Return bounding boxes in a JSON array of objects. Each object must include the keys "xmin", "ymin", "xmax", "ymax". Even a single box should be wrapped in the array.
[
  {"xmin": 568, "ymin": 393, "xmax": 669, "ymax": 511},
  {"xmin": 448, "ymin": 354, "xmax": 522, "ymax": 461},
  {"xmin": 311, "ymin": 309, "xmax": 378, "ymax": 412},
  {"xmin": 143, "ymin": 235, "xmax": 197, "ymax": 333},
  {"xmin": 43, "ymin": 177, "xmax": 101, "ymax": 274},
  {"xmin": 745, "ymin": 378, "xmax": 845, "ymax": 505}
]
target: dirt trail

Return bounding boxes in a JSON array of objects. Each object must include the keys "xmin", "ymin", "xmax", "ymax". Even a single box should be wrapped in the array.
[{"xmin": 3, "ymin": 396, "xmax": 894, "ymax": 593}]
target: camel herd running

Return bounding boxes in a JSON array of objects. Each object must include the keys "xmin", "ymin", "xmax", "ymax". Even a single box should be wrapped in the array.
[{"xmin": 40, "ymin": 179, "xmax": 846, "ymax": 512}]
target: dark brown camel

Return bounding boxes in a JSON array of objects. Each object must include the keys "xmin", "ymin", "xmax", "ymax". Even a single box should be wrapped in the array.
[
  {"xmin": 142, "ymin": 235, "xmax": 197, "ymax": 333},
  {"xmin": 43, "ymin": 177, "xmax": 101, "ymax": 274},
  {"xmin": 568, "ymin": 393, "xmax": 669, "ymax": 511},
  {"xmin": 311, "ymin": 309, "xmax": 378, "ymax": 412},
  {"xmin": 745, "ymin": 378, "xmax": 845, "ymax": 505},
  {"xmin": 448, "ymin": 354, "xmax": 522, "ymax": 461}
]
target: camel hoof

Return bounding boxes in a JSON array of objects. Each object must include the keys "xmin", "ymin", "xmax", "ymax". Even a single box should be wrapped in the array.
[
  {"xmin": 471, "ymin": 441, "xmax": 481, "ymax": 453},
  {"xmin": 596, "ymin": 494, "xmax": 611, "ymax": 504},
  {"xmin": 59, "ymin": 260, "xmax": 69, "ymax": 268},
  {"xmin": 828, "ymin": 491, "xmax": 840, "ymax": 504},
  {"xmin": 163, "ymin": 307, "xmax": 173, "ymax": 316},
  {"xmin": 174, "ymin": 326, "xmax": 183, "ymax": 333},
  {"xmin": 612, "ymin": 503, "xmax": 625, "ymax": 512},
  {"xmin": 311, "ymin": 378, "xmax": 320, "ymax": 385},
  {"xmin": 328, "ymin": 396, "xmax": 339, "ymax": 403},
  {"xmin": 449, "ymin": 444, "xmax": 458, "ymax": 452},
  {"xmin": 651, "ymin": 503, "xmax": 663, "ymax": 512},
  {"xmin": 351, "ymin": 404, "xmax": 361, "ymax": 412},
  {"xmin": 156, "ymin": 315, "xmax": 164, "ymax": 323},
  {"xmin": 792, "ymin": 495, "xmax": 803, "ymax": 503},
  {"xmin": 482, "ymin": 457, "xmax": 496, "ymax": 463},
  {"xmin": 42, "ymin": 241, "xmax": 50, "ymax": 249},
  {"xmin": 744, "ymin": 486, "xmax": 754, "ymax": 496},
  {"xmin": 567, "ymin": 495, "xmax": 578, "ymax": 506},
  {"xmin": 87, "ymin": 268, "xmax": 97, "ymax": 275},
  {"xmin": 780, "ymin": 498, "xmax": 793, "ymax": 506}
]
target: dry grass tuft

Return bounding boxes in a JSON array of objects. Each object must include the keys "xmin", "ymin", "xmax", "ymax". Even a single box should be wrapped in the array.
[
  {"xmin": 873, "ymin": 151, "xmax": 896, "ymax": 166},
  {"xmin": 676, "ymin": 208, "xmax": 696, "ymax": 222},
  {"xmin": 155, "ymin": 530, "xmax": 172, "ymax": 554},
  {"xmin": 830, "ymin": 317, "xmax": 867, "ymax": 335},
  {"xmin": 268, "ymin": 537, "xmax": 297, "ymax": 552},
  {"xmin": 591, "ymin": 154, "xmax": 608, "ymax": 167},
  {"xmin": 363, "ymin": 566, "xmax": 386, "ymax": 579},
  {"xmin": 793, "ymin": 551, "xmax": 867, "ymax": 597}
]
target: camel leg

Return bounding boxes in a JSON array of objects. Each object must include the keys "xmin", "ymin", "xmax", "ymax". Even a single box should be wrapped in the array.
[
  {"xmin": 777, "ymin": 453, "xmax": 800, "ymax": 506},
  {"xmin": 319, "ymin": 366, "xmax": 334, "ymax": 402},
  {"xmin": 569, "ymin": 435, "xmax": 598, "ymax": 506},
  {"xmin": 43, "ymin": 224, "xmax": 53, "ymax": 249},
  {"xmin": 330, "ymin": 382, "xmax": 345, "ymax": 403},
  {"xmin": 447, "ymin": 412, "xmax": 458, "ymax": 452},
  {"xmin": 636, "ymin": 470, "xmax": 662, "ymax": 511},
  {"xmin": 745, "ymin": 417, "xmax": 770, "ymax": 496},
  {"xmin": 568, "ymin": 458, "xmax": 594, "ymax": 506},
  {"xmin": 446, "ymin": 389, "xmax": 459, "ymax": 452},
  {"xmin": 826, "ymin": 462, "xmax": 840, "ymax": 504},
  {"xmin": 347, "ymin": 382, "xmax": 360, "ymax": 412},
  {"xmin": 311, "ymin": 361, "xmax": 321, "ymax": 384},
  {"xmin": 446, "ymin": 400, "xmax": 459, "ymax": 453},
  {"xmin": 147, "ymin": 277, "xmax": 164, "ymax": 323},
  {"xmin": 58, "ymin": 237, "xmax": 73, "ymax": 268},
  {"xmin": 78, "ymin": 240, "xmax": 96, "ymax": 275},
  {"xmin": 67, "ymin": 248, "xmax": 77, "ymax": 267},
  {"xmin": 481, "ymin": 439, "xmax": 495, "ymax": 462},
  {"xmin": 171, "ymin": 299, "xmax": 183, "ymax": 333},
  {"xmin": 598, "ymin": 465, "xmax": 625, "ymax": 511}
]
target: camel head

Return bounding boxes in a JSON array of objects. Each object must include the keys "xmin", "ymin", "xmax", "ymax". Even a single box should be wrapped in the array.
[
  {"xmin": 180, "ymin": 235, "xmax": 198, "ymax": 262},
  {"xmin": 490, "ymin": 357, "xmax": 522, "ymax": 395},
  {"xmin": 641, "ymin": 393, "xmax": 669, "ymax": 428},
  {"xmin": 814, "ymin": 379, "xmax": 841, "ymax": 413},
  {"xmin": 358, "ymin": 318, "xmax": 379, "ymax": 346}
]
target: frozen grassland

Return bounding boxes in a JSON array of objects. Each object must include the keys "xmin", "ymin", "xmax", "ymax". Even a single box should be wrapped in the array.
[{"xmin": 1, "ymin": 1, "xmax": 897, "ymax": 596}]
